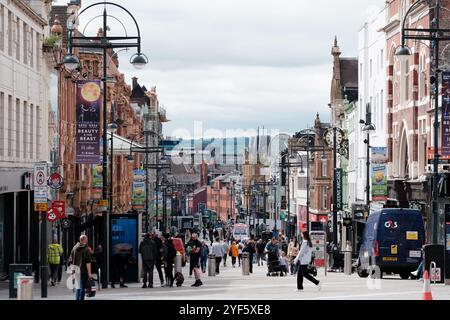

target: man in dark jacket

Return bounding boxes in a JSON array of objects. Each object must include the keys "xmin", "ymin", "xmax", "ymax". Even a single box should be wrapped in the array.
[
  {"xmin": 200, "ymin": 240, "xmax": 209, "ymax": 273},
  {"xmin": 161, "ymin": 233, "xmax": 177, "ymax": 287},
  {"xmin": 150, "ymin": 231, "xmax": 165, "ymax": 287},
  {"xmin": 139, "ymin": 233, "xmax": 157, "ymax": 288},
  {"xmin": 68, "ymin": 235, "xmax": 92, "ymax": 300}
]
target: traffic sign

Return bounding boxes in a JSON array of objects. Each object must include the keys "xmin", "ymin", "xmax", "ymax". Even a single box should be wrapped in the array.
[
  {"xmin": 61, "ymin": 218, "xmax": 72, "ymax": 229},
  {"xmin": 34, "ymin": 203, "xmax": 47, "ymax": 212},
  {"xmin": 33, "ymin": 163, "xmax": 48, "ymax": 204},
  {"xmin": 52, "ymin": 201, "xmax": 65, "ymax": 218},
  {"xmin": 48, "ymin": 173, "xmax": 64, "ymax": 189},
  {"xmin": 46, "ymin": 209, "xmax": 58, "ymax": 222}
]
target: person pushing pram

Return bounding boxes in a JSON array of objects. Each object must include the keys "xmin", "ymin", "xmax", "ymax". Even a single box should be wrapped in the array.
[{"xmin": 264, "ymin": 238, "xmax": 281, "ymax": 276}]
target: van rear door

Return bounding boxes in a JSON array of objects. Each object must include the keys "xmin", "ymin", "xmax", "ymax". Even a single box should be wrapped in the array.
[{"xmin": 377, "ymin": 210, "xmax": 424, "ymax": 265}]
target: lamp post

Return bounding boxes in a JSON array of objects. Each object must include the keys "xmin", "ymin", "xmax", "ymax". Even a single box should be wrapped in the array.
[
  {"xmin": 360, "ymin": 103, "xmax": 376, "ymax": 212},
  {"xmin": 395, "ymin": 0, "xmax": 450, "ymax": 244},
  {"xmin": 63, "ymin": 2, "xmax": 148, "ymax": 289}
]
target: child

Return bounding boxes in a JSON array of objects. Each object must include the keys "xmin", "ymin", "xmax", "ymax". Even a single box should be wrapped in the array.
[{"xmin": 279, "ymin": 251, "xmax": 289, "ymax": 276}]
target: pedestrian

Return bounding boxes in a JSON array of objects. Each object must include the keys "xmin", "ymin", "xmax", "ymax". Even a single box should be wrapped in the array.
[
  {"xmin": 161, "ymin": 233, "xmax": 176, "ymax": 287},
  {"xmin": 243, "ymin": 238, "xmax": 256, "ymax": 273},
  {"xmin": 222, "ymin": 240, "xmax": 229, "ymax": 267},
  {"xmin": 256, "ymin": 239, "xmax": 265, "ymax": 266},
  {"xmin": 294, "ymin": 231, "xmax": 321, "ymax": 291},
  {"xmin": 202, "ymin": 228, "xmax": 207, "ymax": 240},
  {"xmin": 211, "ymin": 238, "xmax": 225, "ymax": 274},
  {"xmin": 209, "ymin": 228, "xmax": 214, "ymax": 244},
  {"xmin": 279, "ymin": 251, "xmax": 289, "ymax": 276},
  {"xmin": 288, "ymin": 237, "xmax": 299, "ymax": 275},
  {"xmin": 281, "ymin": 236, "xmax": 288, "ymax": 254},
  {"xmin": 139, "ymin": 233, "xmax": 157, "ymax": 288},
  {"xmin": 237, "ymin": 241, "xmax": 244, "ymax": 267},
  {"xmin": 200, "ymin": 240, "xmax": 209, "ymax": 273},
  {"xmin": 230, "ymin": 241, "xmax": 239, "ymax": 267},
  {"xmin": 68, "ymin": 235, "xmax": 93, "ymax": 300},
  {"xmin": 187, "ymin": 233, "xmax": 203, "ymax": 287},
  {"xmin": 111, "ymin": 246, "xmax": 131, "ymax": 288},
  {"xmin": 150, "ymin": 231, "xmax": 165, "ymax": 287},
  {"xmin": 47, "ymin": 239, "xmax": 63, "ymax": 286},
  {"xmin": 57, "ymin": 249, "xmax": 65, "ymax": 284}
]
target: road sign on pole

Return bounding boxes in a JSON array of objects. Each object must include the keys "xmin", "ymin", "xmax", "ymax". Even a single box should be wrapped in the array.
[{"xmin": 33, "ymin": 163, "xmax": 48, "ymax": 205}]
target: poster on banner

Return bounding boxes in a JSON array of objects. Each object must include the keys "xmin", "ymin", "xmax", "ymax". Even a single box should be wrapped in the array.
[
  {"xmin": 371, "ymin": 147, "xmax": 388, "ymax": 201},
  {"xmin": 132, "ymin": 170, "xmax": 146, "ymax": 210},
  {"xmin": 442, "ymin": 71, "xmax": 450, "ymax": 156},
  {"xmin": 92, "ymin": 165, "xmax": 103, "ymax": 195},
  {"xmin": 76, "ymin": 80, "xmax": 101, "ymax": 164}
]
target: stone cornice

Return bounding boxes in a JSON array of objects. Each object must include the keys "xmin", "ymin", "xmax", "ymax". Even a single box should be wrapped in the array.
[{"xmin": 12, "ymin": 0, "xmax": 48, "ymax": 27}]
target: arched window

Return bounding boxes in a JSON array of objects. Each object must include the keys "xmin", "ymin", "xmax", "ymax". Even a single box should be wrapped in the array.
[{"xmin": 401, "ymin": 59, "xmax": 410, "ymax": 104}]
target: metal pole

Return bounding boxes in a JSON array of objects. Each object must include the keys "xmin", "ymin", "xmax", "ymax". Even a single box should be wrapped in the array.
[
  {"xmin": 333, "ymin": 127, "xmax": 338, "ymax": 245},
  {"xmin": 145, "ymin": 128, "xmax": 149, "ymax": 233},
  {"xmin": 40, "ymin": 211, "xmax": 47, "ymax": 298},
  {"xmin": 306, "ymin": 148, "xmax": 310, "ymax": 232},
  {"xmin": 109, "ymin": 131, "xmax": 113, "ymax": 216},
  {"xmin": 286, "ymin": 155, "xmax": 290, "ymax": 238},
  {"xmin": 366, "ymin": 131, "xmax": 370, "ymax": 210},
  {"xmin": 432, "ymin": 0, "xmax": 440, "ymax": 245},
  {"xmin": 274, "ymin": 183, "xmax": 277, "ymax": 231},
  {"xmin": 101, "ymin": 8, "xmax": 109, "ymax": 289}
]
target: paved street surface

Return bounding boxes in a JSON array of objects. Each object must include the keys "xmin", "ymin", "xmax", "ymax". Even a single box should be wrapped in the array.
[{"xmin": 1, "ymin": 262, "xmax": 449, "ymax": 300}]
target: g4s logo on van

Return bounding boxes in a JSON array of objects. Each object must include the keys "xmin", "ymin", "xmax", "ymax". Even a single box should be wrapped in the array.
[{"xmin": 384, "ymin": 220, "xmax": 398, "ymax": 229}]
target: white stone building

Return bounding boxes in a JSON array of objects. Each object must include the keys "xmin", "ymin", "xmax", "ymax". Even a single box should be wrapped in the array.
[
  {"xmin": 356, "ymin": 5, "xmax": 388, "ymax": 210},
  {"xmin": 0, "ymin": 0, "xmax": 52, "ymax": 274}
]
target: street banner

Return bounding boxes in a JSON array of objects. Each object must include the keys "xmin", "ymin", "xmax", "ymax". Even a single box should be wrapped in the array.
[
  {"xmin": 76, "ymin": 80, "xmax": 101, "ymax": 164},
  {"xmin": 52, "ymin": 200, "xmax": 66, "ymax": 219},
  {"xmin": 132, "ymin": 169, "xmax": 145, "ymax": 210},
  {"xmin": 371, "ymin": 147, "xmax": 388, "ymax": 201},
  {"xmin": 336, "ymin": 168, "xmax": 343, "ymax": 210},
  {"xmin": 166, "ymin": 197, "xmax": 172, "ymax": 217},
  {"xmin": 442, "ymin": 71, "xmax": 450, "ymax": 156},
  {"xmin": 92, "ymin": 165, "xmax": 103, "ymax": 195},
  {"xmin": 33, "ymin": 162, "xmax": 48, "ymax": 205}
]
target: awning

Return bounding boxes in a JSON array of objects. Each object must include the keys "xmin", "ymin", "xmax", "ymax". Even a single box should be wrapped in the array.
[{"xmin": 108, "ymin": 133, "xmax": 145, "ymax": 155}]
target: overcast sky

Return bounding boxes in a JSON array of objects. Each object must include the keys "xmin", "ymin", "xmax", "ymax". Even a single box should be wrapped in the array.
[{"xmin": 55, "ymin": 0, "xmax": 385, "ymax": 138}]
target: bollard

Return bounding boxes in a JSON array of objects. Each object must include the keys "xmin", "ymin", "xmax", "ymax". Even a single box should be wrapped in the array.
[
  {"xmin": 17, "ymin": 276, "xmax": 34, "ymax": 300},
  {"xmin": 174, "ymin": 253, "xmax": 183, "ymax": 273},
  {"xmin": 208, "ymin": 254, "xmax": 216, "ymax": 277},
  {"xmin": 242, "ymin": 252, "xmax": 250, "ymax": 276},
  {"xmin": 344, "ymin": 251, "xmax": 352, "ymax": 275}
]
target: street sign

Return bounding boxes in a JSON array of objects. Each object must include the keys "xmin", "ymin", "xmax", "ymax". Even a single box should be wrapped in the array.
[
  {"xmin": 336, "ymin": 169, "xmax": 343, "ymax": 210},
  {"xmin": 61, "ymin": 218, "xmax": 72, "ymax": 229},
  {"xmin": 48, "ymin": 173, "xmax": 64, "ymax": 189},
  {"xmin": 46, "ymin": 209, "xmax": 58, "ymax": 223},
  {"xmin": 33, "ymin": 163, "xmax": 48, "ymax": 204},
  {"xmin": 310, "ymin": 231, "xmax": 326, "ymax": 267},
  {"xmin": 52, "ymin": 201, "xmax": 65, "ymax": 219},
  {"xmin": 98, "ymin": 199, "xmax": 108, "ymax": 212},
  {"xmin": 34, "ymin": 203, "xmax": 47, "ymax": 212}
]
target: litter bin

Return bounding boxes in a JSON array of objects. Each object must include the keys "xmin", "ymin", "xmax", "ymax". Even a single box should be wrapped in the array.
[
  {"xmin": 344, "ymin": 242, "xmax": 352, "ymax": 275},
  {"xmin": 423, "ymin": 244, "xmax": 445, "ymax": 284},
  {"xmin": 9, "ymin": 264, "xmax": 33, "ymax": 299},
  {"xmin": 208, "ymin": 254, "xmax": 216, "ymax": 277},
  {"xmin": 17, "ymin": 276, "xmax": 34, "ymax": 300},
  {"xmin": 174, "ymin": 253, "xmax": 183, "ymax": 273},
  {"xmin": 242, "ymin": 252, "xmax": 250, "ymax": 276}
]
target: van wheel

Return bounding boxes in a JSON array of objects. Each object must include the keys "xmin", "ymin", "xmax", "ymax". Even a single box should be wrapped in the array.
[{"xmin": 400, "ymin": 272, "xmax": 410, "ymax": 280}]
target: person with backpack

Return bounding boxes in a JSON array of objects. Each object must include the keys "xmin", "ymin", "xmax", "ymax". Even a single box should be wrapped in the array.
[
  {"xmin": 68, "ymin": 235, "xmax": 93, "ymax": 300},
  {"xmin": 161, "ymin": 233, "xmax": 177, "ymax": 287},
  {"xmin": 294, "ymin": 231, "xmax": 321, "ymax": 291},
  {"xmin": 243, "ymin": 238, "xmax": 256, "ymax": 273}
]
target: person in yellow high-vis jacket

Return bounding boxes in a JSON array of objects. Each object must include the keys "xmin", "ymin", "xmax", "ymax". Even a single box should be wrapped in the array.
[{"xmin": 47, "ymin": 239, "xmax": 63, "ymax": 286}]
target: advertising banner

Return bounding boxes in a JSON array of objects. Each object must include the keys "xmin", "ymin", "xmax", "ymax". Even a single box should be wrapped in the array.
[
  {"xmin": 76, "ymin": 80, "xmax": 101, "ymax": 164},
  {"xmin": 442, "ymin": 71, "xmax": 450, "ymax": 156},
  {"xmin": 336, "ymin": 168, "xmax": 343, "ymax": 210},
  {"xmin": 132, "ymin": 170, "xmax": 146, "ymax": 210},
  {"xmin": 110, "ymin": 215, "xmax": 138, "ymax": 282},
  {"xmin": 166, "ymin": 197, "xmax": 172, "ymax": 217},
  {"xmin": 371, "ymin": 147, "xmax": 388, "ymax": 201},
  {"xmin": 92, "ymin": 165, "xmax": 103, "ymax": 195}
]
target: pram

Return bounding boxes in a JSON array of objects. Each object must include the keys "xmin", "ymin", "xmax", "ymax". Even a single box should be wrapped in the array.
[{"xmin": 266, "ymin": 252, "xmax": 282, "ymax": 276}]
